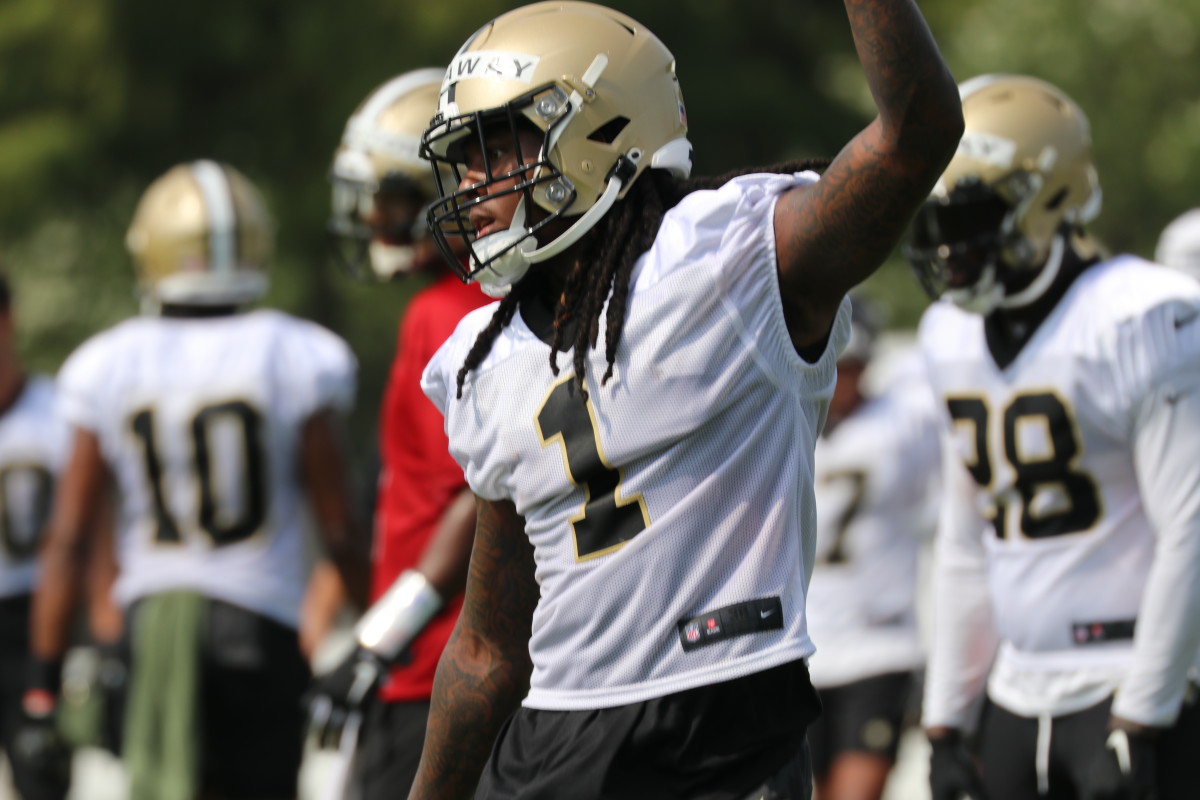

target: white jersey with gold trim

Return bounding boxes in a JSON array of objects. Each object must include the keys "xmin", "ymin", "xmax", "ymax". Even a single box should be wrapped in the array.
[
  {"xmin": 920, "ymin": 256, "xmax": 1200, "ymax": 728},
  {"xmin": 57, "ymin": 309, "xmax": 356, "ymax": 628},
  {"xmin": 424, "ymin": 172, "xmax": 851, "ymax": 711},
  {"xmin": 0, "ymin": 376, "xmax": 69, "ymax": 598},
  {"xmin": 806, "ymin": 363, "xmax": 940, "ymax": 688}
]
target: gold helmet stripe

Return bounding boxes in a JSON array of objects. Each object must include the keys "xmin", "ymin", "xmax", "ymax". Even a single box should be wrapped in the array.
[{"xmin": 190, "ymin": 160, "xmax": 238, "ymax": 275}]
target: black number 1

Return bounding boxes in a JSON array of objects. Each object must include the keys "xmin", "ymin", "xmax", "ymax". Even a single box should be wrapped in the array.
[{"xmin": 536, "ymin": 376, "xmax": 649, "ymax": 560}]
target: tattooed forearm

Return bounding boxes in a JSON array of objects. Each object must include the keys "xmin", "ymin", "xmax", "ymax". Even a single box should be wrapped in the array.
[
  {"xmin": 844, "ymin": 0, "xmax": 960, "ymax": 151},
  {"xmin": 774, "ymin": 0, "xmax": 962, "ymax": 345},
  {"xmin": 408, "ymin": 498, "xmax": 538, "ymax": 800}
]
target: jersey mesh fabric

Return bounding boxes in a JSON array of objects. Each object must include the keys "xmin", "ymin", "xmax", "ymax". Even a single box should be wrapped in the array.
[
  {"xmin": 806, "ymin": 365, "xmax": 940, "ymax": 688},
  {"xmin": 423, "ymin": 172, "xmax": 852, "ymax": 710},
  {"xmin": 374, "ymin": 274, "xmax": 490, "ymax": 703},
  {"xmin": 0, "ymin": 376, "xmax": 69, "ymax": 597},
  {"xmin": 56, "ymin": 310, "xmax": 356, "ymax": 628},
  {"xmin": 920, "ymin": 257, "xmax": 1200, "ymax": 721}
]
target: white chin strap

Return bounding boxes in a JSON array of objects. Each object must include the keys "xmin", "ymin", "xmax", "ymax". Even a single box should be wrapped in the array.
[
  {"xmin": 946, "ymin": 234, "xmax": 1067, "ymax": 315},
  {"xmin": 368, "ymin": 242, "xmax": 417, "ymax": 279},
  {"xmin": 997, "ymin": 233, "xmax": 1066, "ymax": 310},
  {"xmin": 946, "ymin": 264, "xmax": 1004, "ymax": 314},
  {"xmin": 470, "ymin": 167, "xmax": 629, "ymax": 299}
]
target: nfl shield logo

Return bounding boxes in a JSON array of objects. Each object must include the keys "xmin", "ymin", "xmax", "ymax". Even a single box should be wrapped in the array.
[{"xmin": 685, "ymin": 622, "xmax": 700, "ymax": 643}]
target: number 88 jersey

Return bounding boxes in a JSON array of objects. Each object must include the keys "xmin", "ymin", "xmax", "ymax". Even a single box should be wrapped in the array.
[
  {"xmin": 919, "ymin": 257, "xmax": 1200, "ymax": 668},
  {"xmin": 57, "ymin": 309, "xmax": 355, "ymax": 628}
]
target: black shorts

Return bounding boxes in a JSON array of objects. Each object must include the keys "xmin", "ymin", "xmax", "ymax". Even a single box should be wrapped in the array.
[
  {"xmin": 476, "ymin": 660, "xmax": 822, "ymax": 800},
  {"xmin": 0, "ymin": 593, "xmax": 68, "ymax": 800},
  {"xmin": 0, "ymin": 593, "xmax": 31, "ymax": 749},
  {"xmin": 807, "ymin": 670, "xmax": 914, "ymax": 779},
  {"xmin": 127, "ymin": 596, "xmax": 311, "ymax": 799},
  {"xmin": 353, "ymin": 698, "xmax": 431, "ymax": 800},
  {"xmin": 978, "ymin": 690, "xmax": 1200, "ymax": 800}
]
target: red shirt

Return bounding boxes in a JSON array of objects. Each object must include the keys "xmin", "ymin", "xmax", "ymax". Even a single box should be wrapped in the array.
[{"xmin": 374, "ymin": 273, "xmax": 489, "ymax": 702}]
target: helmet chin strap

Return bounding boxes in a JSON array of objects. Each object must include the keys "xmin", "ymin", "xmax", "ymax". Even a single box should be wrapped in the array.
[
  {"xmin": 998, "ymin": 233, "xmax": 1066, "ymax": 310},
  {"xmin": 469, "ymin": 162, "xmax": 631, "ymax": 298},
  {"xmin": 946, "ymin": 264, "xmax": 1004, "ymax": 315},
  {"xmin": 470, "ymin": 199, "xmax": 536, "ymax": 298},
  {"xmin": 368, "ymin": 242, "xmax": 417, "ymax": 279}
]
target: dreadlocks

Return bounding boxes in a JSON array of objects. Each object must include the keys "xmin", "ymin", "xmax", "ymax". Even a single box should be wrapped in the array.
[{"xmin": 454, "ymin": 159, "xmax": 832, "ymax": 400}]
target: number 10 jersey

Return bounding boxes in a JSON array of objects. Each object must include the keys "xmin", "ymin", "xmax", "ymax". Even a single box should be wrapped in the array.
[{"xmin": 57, "ymin": 309, "xmax": 356, "ymax": 628}]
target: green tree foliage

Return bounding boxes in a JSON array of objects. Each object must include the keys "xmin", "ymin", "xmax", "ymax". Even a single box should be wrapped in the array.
[{"xmin": 2, "ymin": 0, "xmax": 1198, "ymax": 454}]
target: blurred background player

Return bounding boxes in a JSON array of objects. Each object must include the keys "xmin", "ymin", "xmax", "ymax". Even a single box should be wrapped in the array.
[
  {"xmin": 1156, "ymin": 208, "xmax": 1200, "ymax": 282},
  {"xmin": 0, "ymin": 271, "xmax": 71, "ymax": 800},
  {"xmin": 22, "ymin": 160, "xmax": 368, "ymax": 800},
  {"xmin": 804, "ymin": 295, "xmax": 941, "ymax": 800},
  {"xmin": 909, "ymin": 74, "xmax": 1200, "ymax": 800},
  {"xmin": 305, "ymin": 68, "xmax": 489, "ymax": 798}
]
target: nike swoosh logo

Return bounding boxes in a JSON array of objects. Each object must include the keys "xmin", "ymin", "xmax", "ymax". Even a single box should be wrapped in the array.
[
  {"xmin": 1174, "ymin": 311, "xmax": 1199, "ymax": 329},
  {"xmin": 760, "ymin": 609, "xmax": 776, "ymax": 619}
]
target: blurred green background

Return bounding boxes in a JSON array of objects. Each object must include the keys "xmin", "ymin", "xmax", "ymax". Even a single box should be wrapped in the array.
[{"xmin": 3, "ymin": 0, "xmax": 1199, "ymax": 458}]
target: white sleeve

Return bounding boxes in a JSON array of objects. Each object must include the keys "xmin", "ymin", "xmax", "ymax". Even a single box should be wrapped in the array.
[
  {"xmin": 921, "ymin": 436, "xmax": 998, "ymax": 730},
  {"xmin": 55, "ymin": 335, "xmax": 112, "ymax": 433},
  {"xmin": 288, "ymin": 323, "xmax": 357, "ymax": 419},
  {"xmin": 1113, "ymin": 333, "xmax": 1200, "ymax": 725},
  {"xmin": 421, "ymin": 334, "xmax": 456, "ymax": 418}
]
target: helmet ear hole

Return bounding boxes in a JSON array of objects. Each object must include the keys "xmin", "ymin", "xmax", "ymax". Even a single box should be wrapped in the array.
[
  {"xmin": 1044, "ymin": 187, "xmax": 1068, "ymax": 212},
  {"xmin": 588, "ymin": 117, "xmax": 631, "ymax": 144}
]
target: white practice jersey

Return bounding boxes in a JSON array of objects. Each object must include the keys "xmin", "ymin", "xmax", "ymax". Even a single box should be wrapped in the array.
[
  {"xmin": 0, "ymin": 376, "xmax": 70, "ymax": 598},
  {"xmin": 57, "ymin": 309, "xmax": 356, "ymax": 628},
  {"xmin": 806, "ymin": 363, "xmax": 941, "ymax": 688},
  {"xmin": 424, "ymin": 172, "xmax": 851, "ymax": 711},
  {"xmin": 920, "ymin": 257, "xmax": 1200, "ymax": 727}
]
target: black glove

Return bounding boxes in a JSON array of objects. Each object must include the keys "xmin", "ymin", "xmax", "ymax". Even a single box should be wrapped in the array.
[
  {"xmin": 9, "ymin": 701, "xmax": 72, "ymax": 800},
  {"xmin": 929, "ymin": 732, "xmax": 987, "ymax": 800},
  {"xmin": 1082, "ymin": 728, "xmax": 1158, "ymax": 800},
  {"xmin": 305, "ymin": 645, "xmax": 387, "ymax": 749}
]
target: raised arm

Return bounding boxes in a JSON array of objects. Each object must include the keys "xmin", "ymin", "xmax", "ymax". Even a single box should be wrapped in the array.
[
  {"xmin": 408, "ymin": 497, "xmax": 539, "ymax": 800},
  {"xmin": 775, "ymin": 0, "xmax": 963, "ymax": 348}
]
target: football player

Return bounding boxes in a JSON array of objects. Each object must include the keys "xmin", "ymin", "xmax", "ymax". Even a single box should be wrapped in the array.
[
  {"xmin": 305, "ymin": 68, "xmax": 490, "ymax": 798},
  {"xmin": 805, "ymin": 296, "xmax": 942, "ymax": 800},
  {"xmin": 0, "ymin": 271, "xmax": 72, "ymax": 800},
  {"xmin": 408, "ymin": 1, "xmax": 961, "ymax": 797},
  {"xmin": 23, "ymin": 161, "xmax": 369, "ymax": 800},
  {"xmin": 909, "ymin": 75, "xmax": 1200, "ymax": 800},
  {"xmin": 1156, "ymin": 208, "xmax": 1200, "ymax": 282}
]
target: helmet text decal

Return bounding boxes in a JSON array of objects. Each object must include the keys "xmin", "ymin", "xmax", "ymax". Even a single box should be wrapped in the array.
[{"xmin": 444, "ymin": 51, "xmax": 541, "ymax": 86}]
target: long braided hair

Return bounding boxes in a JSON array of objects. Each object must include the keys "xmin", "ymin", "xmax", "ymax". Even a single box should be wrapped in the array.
[{"xmin": 454, "ymin": 159, "xmax": 832, "ymax": 401}]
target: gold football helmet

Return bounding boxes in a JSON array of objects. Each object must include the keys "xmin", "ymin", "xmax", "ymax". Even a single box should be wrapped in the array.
[
  {"xmin": 421, "ymin": 0, "xmax": 692, "ymax": 297},
  {"xmin": 126, "ymin": 160, "xmax": 273, "ymax": 308},
  {"xmin": 329, "ymin": 68, "xmax": 444, "ymax": 281},
  {"xmin": 907, "ymin": 75, "xmax": 1102, "ymax": 314}
]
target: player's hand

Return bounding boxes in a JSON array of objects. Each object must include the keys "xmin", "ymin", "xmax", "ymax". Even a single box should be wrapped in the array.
[
  {"xmin": 9, "ymin": 692, "xmax": 72, "ymax": 799},
  {"xmin": 305, "ymin": 645, "xmax": 386, "ymax": 749},
  {"xmin": 928, "ymin": 730, "xmax": 987, "ymax": 800},
  {"xmin": 1082, "ymin": 727, "xmax": 1158, "ymax": 800}
]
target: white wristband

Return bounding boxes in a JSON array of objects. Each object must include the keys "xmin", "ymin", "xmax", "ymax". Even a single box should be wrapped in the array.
[{"xmin": 354, "ymin": 570, "xmax": 444, "ymax": 661}]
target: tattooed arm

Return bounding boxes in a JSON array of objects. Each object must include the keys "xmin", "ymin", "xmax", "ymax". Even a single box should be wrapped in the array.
[
  {"xmin": 775, "ymin": 0, "xmax": 963, "ymax": 349},
  {"xmin": 408, "ymin": 496, "xmax": 538, "ymax": 800}
]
